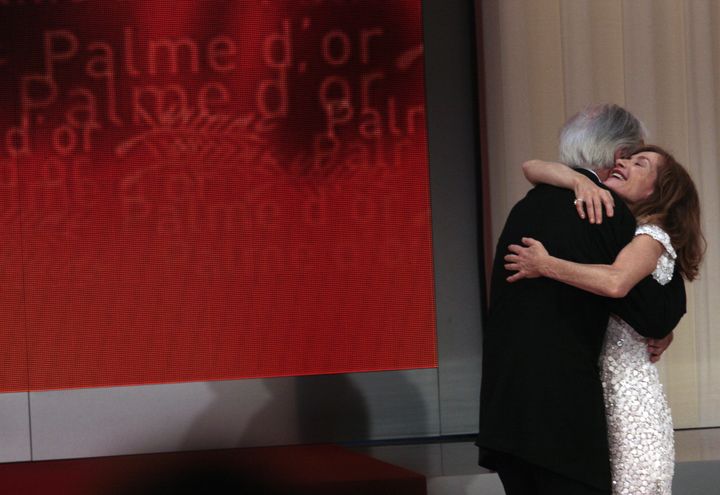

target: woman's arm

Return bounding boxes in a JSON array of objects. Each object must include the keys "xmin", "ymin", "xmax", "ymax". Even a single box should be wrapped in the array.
[
  {"xmin": 522, "ymin": 159, "xmax": 582, "ymax": 187},
  {"xmin": 504, "ymin": 235, "xmax": 664, "ymax": 298},
  {"xmin": 522, "ymin": 159, "xmax": 614, "ymax": 223}
]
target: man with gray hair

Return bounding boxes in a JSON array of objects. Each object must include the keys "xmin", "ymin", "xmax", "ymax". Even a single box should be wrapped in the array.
[
  {"xmin": 558, "ymin": 103, "xmax": 647, "ymax": 169},
  {"xmin": 476, "ymin": 104, "xmax": 686, "ymax": 494}
]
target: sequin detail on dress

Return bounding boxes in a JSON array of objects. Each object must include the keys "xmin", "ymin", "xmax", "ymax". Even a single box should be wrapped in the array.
[
  {"xmin": 600, "ymin": 224, "xmax": 675, "ymax": 495},
  {"xmin": 635, "ymin": 224, "xmax": 676, "ymax": 285}
]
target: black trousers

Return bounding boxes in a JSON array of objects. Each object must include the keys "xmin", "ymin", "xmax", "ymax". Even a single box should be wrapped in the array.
[{"xmin": 495, "ymin": 454, "xmax": 611, "ymax": 495}]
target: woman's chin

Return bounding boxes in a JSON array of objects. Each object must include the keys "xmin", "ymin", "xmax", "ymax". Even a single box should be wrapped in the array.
[
  {"xmin": 604, "ymin": 177, "xmax": 619, "ymax": 189},
  {"xmin": 604, "ymin": 179, "xmax": 629, "ymax": 200}
]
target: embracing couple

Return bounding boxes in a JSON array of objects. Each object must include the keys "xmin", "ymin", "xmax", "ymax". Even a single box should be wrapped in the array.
[{"xmin": 476, "ymin": 104, "xmax": 705, "ymax": 495}]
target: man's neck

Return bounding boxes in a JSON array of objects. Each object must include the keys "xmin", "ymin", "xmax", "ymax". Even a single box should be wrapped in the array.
[
  {"xmin": 579, "ymin": 167, "xmax": 609, "ymax": 182},
  {"xmin": 595, "ymin": 168, "xmax": 611, "ymax": 182}
]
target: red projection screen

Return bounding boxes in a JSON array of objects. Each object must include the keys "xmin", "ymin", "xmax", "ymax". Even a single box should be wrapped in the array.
[{"xmin": 0, "ymin": 0, "xmax": 436, "ymax": 392}]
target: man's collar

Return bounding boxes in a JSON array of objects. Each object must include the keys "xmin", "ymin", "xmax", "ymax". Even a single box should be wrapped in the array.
[
  {"xmin": 572, "ymin": 167, "xmax": 608, "ymax": 188},
  {"xmin": 577, "ymin": 167, "xmax": 601, "ymax": 182}
]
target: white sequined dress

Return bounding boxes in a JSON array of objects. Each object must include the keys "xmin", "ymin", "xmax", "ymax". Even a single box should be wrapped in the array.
[{"xmin": 600, "ymin": 224, "xmax": 677, "ymax": 495}]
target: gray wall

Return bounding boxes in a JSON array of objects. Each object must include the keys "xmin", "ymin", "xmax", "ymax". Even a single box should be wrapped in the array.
[{"xmin": 0, "ymin": 0, "xmax": 483, "ymax": 462}]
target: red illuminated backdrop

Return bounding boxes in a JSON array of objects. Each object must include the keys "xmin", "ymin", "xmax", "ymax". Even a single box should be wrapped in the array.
[{"xmin": 0, "ymin": 0, "xmax": 436, "ymax": 392}]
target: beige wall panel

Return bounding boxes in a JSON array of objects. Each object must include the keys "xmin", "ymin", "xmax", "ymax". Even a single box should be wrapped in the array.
[
  {"xmin": 483, "ymin": 0, "xmax": 565, "ymax": 246},
  {"xmin": 481, "ymin": 0, "xmax": 518, "ymax": 244},
  {"xmin": 524, "ymin": 0, "xmax": 566, "ymax": 161},
  {"xmin": 481, "ymin": 0, "xmax": 720, "ymax": 428},
  {"xmin": 621, "ymin": 0, "xmax": 689, "ymax": 154},
  {"xmin": 621, "ymin": 0, "xmax": 689, "ymax": 147},
  {"xmin": 683, "ymin": 0, "xmax": 720, "ymax": 427},
  {"xmin": 560, "ymin": 0, "xmax": 626, "ymax": 114},
  {"xmin": 488, "ymin": 0, "xmax": 535, "ymax": 243}
]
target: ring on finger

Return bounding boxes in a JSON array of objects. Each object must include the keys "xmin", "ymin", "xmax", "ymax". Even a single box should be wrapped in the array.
[{"xmin": 573, "ymin": 198, "xmax": 585, "ymax": 206}]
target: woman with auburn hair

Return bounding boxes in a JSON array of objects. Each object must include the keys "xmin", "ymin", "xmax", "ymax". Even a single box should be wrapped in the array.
[{"xmin": 505, "ymin": 145, "xmax": 705, "ymax": 495}]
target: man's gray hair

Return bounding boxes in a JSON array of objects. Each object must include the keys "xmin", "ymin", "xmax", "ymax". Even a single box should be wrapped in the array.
[{"xmin": 558, "ymin": 103, "xmax": 647, "ymax": 170}]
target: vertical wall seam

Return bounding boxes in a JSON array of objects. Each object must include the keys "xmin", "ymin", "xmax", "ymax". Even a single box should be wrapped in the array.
[
  {"xmin": 619, "ymin": 0, "xmax": 627, "ymax": 106},
  {"xmin": 557, "ymin": 0, "xmax": 567, "ymax": 120},
  {"xmin": 679, "ymin": 0, "xmax": 700, "ymax": 428},
  {"xmin": 700, "ymin": 0, "xmax": 720, "ymax": 428}
]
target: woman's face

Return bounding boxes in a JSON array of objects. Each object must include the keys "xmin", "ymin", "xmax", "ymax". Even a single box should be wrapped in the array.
[{"xmin": 604, "ymin": 151, "xmax": 663, "ymax": 204}]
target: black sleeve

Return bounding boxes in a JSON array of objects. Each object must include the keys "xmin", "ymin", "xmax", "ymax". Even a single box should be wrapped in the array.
[
  {"xmin": 600, "ymin": 202, "xmax": 687, "ymax": 339},
  {"xmin": 609, "ymin": 267, "xmax": 686, "ymax": 339}
]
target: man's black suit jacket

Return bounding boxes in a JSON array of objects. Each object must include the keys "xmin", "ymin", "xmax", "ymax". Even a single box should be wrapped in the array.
[{"xmin": 476, "ymin": 169, "xmax": 686, "ymax": 490}]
